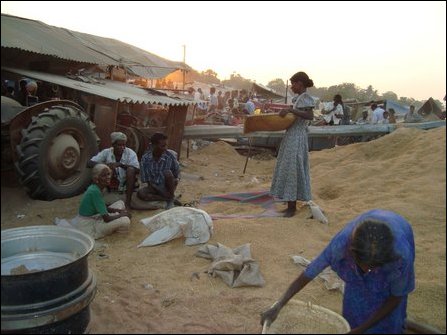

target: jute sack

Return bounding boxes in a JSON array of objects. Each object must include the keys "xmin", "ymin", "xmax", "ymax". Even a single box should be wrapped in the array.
[{"xmin": 243, "ymin": 113, "xmax": 296, "ymax": 134}]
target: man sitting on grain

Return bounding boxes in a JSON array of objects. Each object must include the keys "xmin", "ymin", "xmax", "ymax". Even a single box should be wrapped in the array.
[{"xmin": 137, "ymin": 132, "xmax": 181, "ymax": 209}]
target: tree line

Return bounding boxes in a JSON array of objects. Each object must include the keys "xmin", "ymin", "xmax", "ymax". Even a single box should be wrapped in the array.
[{"xmin": 166, "ymin": 69, "xmax": 444, "ymax": 109}]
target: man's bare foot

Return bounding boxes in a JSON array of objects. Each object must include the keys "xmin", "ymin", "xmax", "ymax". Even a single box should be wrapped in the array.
[{"xmin": 284, "ymin": 208, "xmax": 296, "ymax": 218}]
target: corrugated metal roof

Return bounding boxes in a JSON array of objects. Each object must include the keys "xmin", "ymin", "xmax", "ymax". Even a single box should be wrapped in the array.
[
  {"xmin": 1, "ymin": 14, "xmax": 118, "ymax": 65},
  {"xmin": 1, "ymin": 14, "xmax": 190, "ymax": 79},
  {"xmin": 2, "ymin": 67, "xmax": 193, "ymax": 106}
]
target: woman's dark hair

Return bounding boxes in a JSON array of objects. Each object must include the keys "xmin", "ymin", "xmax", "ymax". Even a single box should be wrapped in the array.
[
  {"xmin": 350, "ymin": 219, "xmax": 398, "ymax": 266},
  {"xmin": 290, "ymin": 71, "xmax": 314, "ymax": 88}
]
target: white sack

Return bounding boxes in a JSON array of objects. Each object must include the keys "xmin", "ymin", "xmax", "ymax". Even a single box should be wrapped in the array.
[
  {"xmin": 138, "ymin": 207, "xmax": 213, "ymax": 247},
  {"xmin": 307, "ymin": 200, "xmax": 329, "ymax": 224}
]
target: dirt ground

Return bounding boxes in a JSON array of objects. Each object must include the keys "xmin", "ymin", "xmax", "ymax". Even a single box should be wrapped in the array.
[{"xmin": 1, "ymin": 126, "xmax": 446, "ymax": 333}]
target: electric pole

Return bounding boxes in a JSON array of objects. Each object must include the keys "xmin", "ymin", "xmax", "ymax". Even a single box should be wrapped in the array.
[{"xmin": 182, "ymin": 44, "xmax": 186, "ymax": 90}]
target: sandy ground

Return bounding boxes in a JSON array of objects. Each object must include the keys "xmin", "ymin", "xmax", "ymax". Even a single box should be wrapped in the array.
[{"xmin": 1, "ymin": 126, "xmax": 446, "ymax": 333}]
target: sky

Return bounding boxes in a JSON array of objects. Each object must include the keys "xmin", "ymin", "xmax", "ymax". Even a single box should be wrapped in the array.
[{"xmin": 1, "ymin": 1, "xmax": 446, "ymax": 101}]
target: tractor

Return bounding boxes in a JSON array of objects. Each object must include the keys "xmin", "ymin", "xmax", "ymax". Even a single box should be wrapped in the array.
[{"xmin": 1, "ymin": 72, "xmax": 190, "ymax": 201}]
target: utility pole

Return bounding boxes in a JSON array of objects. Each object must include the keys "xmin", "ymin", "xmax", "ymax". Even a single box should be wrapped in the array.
[{"xmin": 182, "ymin": 44, "xmax": 186, "ymax": 90}]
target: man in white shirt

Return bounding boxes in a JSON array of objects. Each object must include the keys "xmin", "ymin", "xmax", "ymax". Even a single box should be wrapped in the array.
[
  {"xmin": 404, "ymin": 105, "xmax": 424, "ymax": 123},
  {"xmin": 88, "ymin": 132, "xmax": 140, "ymax": 208},
  {"xmin": 370, "ymin": 103, "xmax": 385, "ymax": 124},
  {"xmin": 322, "ymin": 94, "xmax": 344, "ymax": 125}
]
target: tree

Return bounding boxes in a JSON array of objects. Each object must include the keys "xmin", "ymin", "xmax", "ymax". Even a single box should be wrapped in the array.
[
  {"xmin": 221, "ymin": 72, "xmax": 252, "ymax": 91},
  {"xmin": 202, "ymin": 69, "xmax": 218, "ymax": 78},
  {"xmin": 267, "ymin": 78, "xmax": 286, "ymax": 96},
  {"xmin": 200, "ymin": 69, "xmax": 220, "ymax": 85},
  {"xmin": 398, "ymin": 96, "xmax": 416, "ymax": 106},
  {"xmin": 309, "ymin": 83, "xmax": 360, "ymax": 101},
  {"xmin": 381, "ymin": 91, "xmax": 398, "ymax": 101}
]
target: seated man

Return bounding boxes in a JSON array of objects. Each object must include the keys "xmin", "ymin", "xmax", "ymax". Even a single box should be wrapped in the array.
[
  {"xmin": 356, "ymin": 110, "xmax": 370, "ymax": 124},
  {"xmin": 404, "ymin": 105, "xmax": 424, "ymax": 123},
  {"xmin": 243, "ymin": 97, "xmax": 256, "ymax": 115},
  {"xmin": 137, "ymin": 132, "xmax": 180, "ymax": 209},
  {"xmin": 88, "ymin": 131, "xmax": 140, "ymax": 208}
]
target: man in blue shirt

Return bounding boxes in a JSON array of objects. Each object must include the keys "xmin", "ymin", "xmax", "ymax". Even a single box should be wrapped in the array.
[
  {"xmin": 137, "ymin": 133, "xmax": 180, "ymax": 209},
  {"xmin": 261, "ymin": 209, "xmax": 415, "ymax": 334}
]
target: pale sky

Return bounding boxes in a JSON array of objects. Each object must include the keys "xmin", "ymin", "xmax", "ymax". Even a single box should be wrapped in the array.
[{"xmin": 2, "ymin": 1, "xmax": 446, "ymax": 101}]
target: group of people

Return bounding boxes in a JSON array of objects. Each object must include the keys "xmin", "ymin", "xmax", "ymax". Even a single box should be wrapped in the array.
[
  {"xmin": 355, "ymin": 103, "xmax": 427, "ymax": 125},
  {"xmin": 355, "ymin": 103, "xmax": 395, "ymax": 125},
  {"xmin": 321, "ymin": 96, "xmax": 427, "ymax": 126},
  {"xmin": 266, "ymin": 71, "xmax": 415, "ymax": 333},
  {"xmin": 67, "ymin": 70, "xmax": 415, "ymax": 334},
  {"xmin": 189, "ymin": 86, "xmax": 257, "ymax": 125},
  {"xmin": 2, "ymin": 78, "xmax": 39, "ymax": 106},
  {"xmin": 74, "ymin": 131, "xmax": 180, "ymax": 240}
]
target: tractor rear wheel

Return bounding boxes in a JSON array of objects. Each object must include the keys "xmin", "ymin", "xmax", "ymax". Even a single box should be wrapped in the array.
[{"xmin": 16, "ymin": 105, "xmax": 99, "ymax": 200}]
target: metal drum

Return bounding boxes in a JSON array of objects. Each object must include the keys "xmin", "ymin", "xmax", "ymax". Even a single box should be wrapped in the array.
[{"xmin": 1, "ymin": 226, "xmax": 96, "ymax": 334}]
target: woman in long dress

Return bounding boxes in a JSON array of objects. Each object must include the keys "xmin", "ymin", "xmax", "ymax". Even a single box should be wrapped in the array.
[{"xmin": 270, "ymin": 71, "xmax": 315, "ymax": 217}]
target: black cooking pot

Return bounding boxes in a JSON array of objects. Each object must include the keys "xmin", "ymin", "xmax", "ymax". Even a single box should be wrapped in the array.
[{"xmin": 1, "ymin": 226, "xmax": 96, "ymax": 334}]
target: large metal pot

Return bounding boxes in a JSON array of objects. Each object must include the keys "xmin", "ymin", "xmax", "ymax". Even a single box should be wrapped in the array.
[{"xmin": 1, "ymin": 225, "xmax": 96, "ymax": 334}]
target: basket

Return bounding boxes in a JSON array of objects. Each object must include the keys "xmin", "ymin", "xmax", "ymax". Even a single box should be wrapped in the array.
[
  {"xmin": 262, "ymin": 300, "xmax": 350, "ymax": 334},
  {"xmin": 244, "ymin": 113, "xmax": 296, "ymax": 134}
]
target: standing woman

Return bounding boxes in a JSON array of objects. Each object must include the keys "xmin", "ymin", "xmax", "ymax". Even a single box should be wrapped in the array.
[
  {"xmin": 73, "ymin": 164, "xmax": 131, "ymax": 239},
  {"xmin": 270, "ymin": 71, "xmax": 315, "ymax": 217}
]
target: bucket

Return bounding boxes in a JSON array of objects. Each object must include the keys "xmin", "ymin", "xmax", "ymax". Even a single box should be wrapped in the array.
[
  {"xmin": 262, "ymin": 299, "xmax": 350, "ymax": 334},
  {"xmin": 1, "ymin": 225, "xmax": 96, "ymax": 334}
]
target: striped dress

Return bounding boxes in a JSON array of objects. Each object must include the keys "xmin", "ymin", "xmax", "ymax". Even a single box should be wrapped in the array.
[{"xmin": 270, "ymin": 92, "xmax": 314, "ymax": 202}]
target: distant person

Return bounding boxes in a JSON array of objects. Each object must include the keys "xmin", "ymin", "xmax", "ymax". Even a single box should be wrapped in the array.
[
  {"xmin": 404, "ymin": 105, "xmax": 423, "ymax": 123},
  {"xmin": 137, "ymin": 133, "xmax": 181, "ymax": 209},
  {"xmin": 187, "ymin": 87, "xmax": 195, "ymax": 97},
  {"xmin": 243, "ymin": 96, "xmax": 256, "ymax": 115},
  {"xmin": 208, "ymin": 87, "xmax": 218, "ymax": 113},
  {"xmin": 222, "ymin": 91, "xmax": 231, "ymax": 110},
  {"xmin": 379, "ymin": 110, "xmax": 390, "ymax": 124},
  {"xmin": 371, "ymin": 103, "xmax": 385, "ymax": 124},
  {"xmin": 261, "ymin": 209, "xmax": 415, "ymax": 334},
  {"xmin": 73, "ymin": 164, "xmax": 131, "ymax": 240},
  {"xmin": 322, "ymin": 94, "xmax": 344, "ymax": 125},
  {"xmin": 340, "ymin": 102, "xmax": 351, "ymax": 125},
  {"xmin": 270, "ymin": 71, "xmax": 314, "ymax": 217},
  {"xmin": 194, "ymin": 88, "xmax": 207, "ymax": 114},
  {"xmin": 230, "ymin": 90, "xmax": 239, "ymax": 113},
  {"xmin": 2, "ymin": 81, "xmax": 14, "ymax": 98},
  {"xmin": 6, "ymin": 86, "xmax": 14, "ymax": 98},
  {"xmin": 356, "ymin": 110, "xmax": 370, "ymax": 124},
  {"xmin": 14, "ymin": 79, "xmax": 30, "ymax": 106},
  {"xmin": 194, "ymin": 87, "xmax": 205, "ymax": 101},
  {"xmin": 217, "ymin": 90, "xmax": 225, "ymax": 111},
  {"xmin": 88, "ymin": 132, "xmax": 139, "ymax": 209},
  {"xmin": 388, "ymin": 108, "xmax": 397, "ymax": 124}
]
